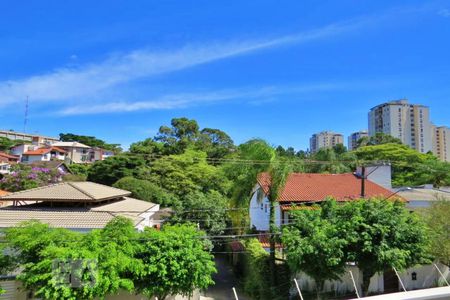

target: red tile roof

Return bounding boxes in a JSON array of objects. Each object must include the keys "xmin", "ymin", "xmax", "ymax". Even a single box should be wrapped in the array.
[
  {"xmin": 257, "ymin": 234, "xmax": 282, "ymax": 249},
  {"xmin": 24, "ymin": 147, "xmax": 66, "ymax": 155},
  {"xmin": 0, "ymin": 190, "xmax": 9, "ymax": 196},
  {"xmin": 0, "ymin": 152, "xmax": 19, "ymax": 160},
  {"xmin": 258, "ymin": 172, "xmax": 404, "ymax": 202}
]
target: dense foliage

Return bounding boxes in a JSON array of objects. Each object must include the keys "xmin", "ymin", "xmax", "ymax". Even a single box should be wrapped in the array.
[
  {"xmin": 113, "ymin": 176, "xmax": 178, "ymax": 206},
  {"xmin": 283, "ymin": 199, "xmax": 430, "ymax": 296},
  {"xmin": 3, "ymin": 218, "xmax": 216, "ymax": 300},
  {"xmin": 0, "ymin": 137, "xmax": 26, "ymax": 151},
  {"xmin": 422, "ymin": 199, "xmax": 450, "ymax": 267}
]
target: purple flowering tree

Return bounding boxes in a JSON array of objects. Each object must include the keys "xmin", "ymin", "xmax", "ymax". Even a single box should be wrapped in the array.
[{"xmin": 0, "ymin": 165, "xmax": 62, "ymax": 192}]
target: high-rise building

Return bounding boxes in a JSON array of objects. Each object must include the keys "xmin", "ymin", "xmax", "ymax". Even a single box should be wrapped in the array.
[
  {"xmin": 368, "ymin": 99, "xmax": 433, "ymax": 153},
  {"xmin": 348, "ymin": 130, "xmax": 368, "ymax": 151},
  {"xmin": 432, "ymin": 126, "xmax": 450, "ymax": 162},
  {"xmin": 309, "ymin": 131, "xmax": 344, "ymax": 153}
]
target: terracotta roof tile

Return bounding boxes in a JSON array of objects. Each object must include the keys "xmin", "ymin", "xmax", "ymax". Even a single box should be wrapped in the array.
[
  {"xmin": 0, "ymin": 152, "xmax": 19, "ymax": 160},
  {"xmin": 23, "ymin": 146, "xmax": 66, "ymax": 155},
  {"xmin": 0, "ymin": 190, "xmax": 9, "ymax": 196},
  {"xmin": 258, "ymin": 172, "xmax": 404, "ymax": 202}
]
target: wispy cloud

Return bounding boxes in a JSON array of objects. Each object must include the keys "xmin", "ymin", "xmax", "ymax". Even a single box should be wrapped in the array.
[
  {"xmin": 58, "ymin": 82, "xmax": 356, "ymax": 115},
  {"xmin": 0, "ymin": 13, "xmax": 386, "ymax": 107},
  {"xmin": 438, "ymin": 9, "xmax": 450, "ymax": 17}
]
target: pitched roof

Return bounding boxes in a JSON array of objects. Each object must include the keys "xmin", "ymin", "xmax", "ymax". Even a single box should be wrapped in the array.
[
  {"xmin": 0, "ymin": 197, "xmax": 156, "ymax": 229},
  {"xmin": 0, "ymin": 152, "xmax": 19, "ymax": 160},
  {"xmin": 23, "ymin": 146, "xmax": 66, "ymax": 156},
  {"xmin": 0, "ymin": 182, "xmax": 131, "ymax": 202},
  {"xmin": 397, "ymin": 188, "xmax": 450, "ymax": 202},
  {"xmin": 52, "ymin": 142, "xmax": 91, "ymax": 149},
  {"xmin": 257, "ymin": 172, "xmax": 403, "ymax": 202}
]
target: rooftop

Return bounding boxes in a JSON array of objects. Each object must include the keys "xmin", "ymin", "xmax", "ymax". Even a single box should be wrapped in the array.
[
  {"xmin": 257, "ymin": 172, "xmax": 402, "ymax": 202},
  {"xmin": 23, "ymin": 146, "xmax": 66, "ymax": 156},
  {"xmin": 52, "ymin": 141, "xmax": 91, "ymax": 149},
  {"xmin": 0, "ymin": 182, "xmax": 131, "ymax": 202},
  {"xmin": 0, "ymin": 197, "xmax": 156, "ymax": 229}
]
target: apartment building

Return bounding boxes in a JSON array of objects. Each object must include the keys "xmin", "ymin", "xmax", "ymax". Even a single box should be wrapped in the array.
[
  {"xmin": 348, "ymin": 130, "xmax": 369, "ymax": 151},
  {"xmin": 432, "ymin": 126, "xmax": 450, "ymax": 162},
  {"xmin": 368, "ymin": 99, "xmax": 433, "ymax": 153},
  {"xmin": 0, "ymin": 130, "xmax": 59, "ymax": 146},
  {"xmin": 310, "ymin": 131, "xmax": 344, "ymax": 153}
]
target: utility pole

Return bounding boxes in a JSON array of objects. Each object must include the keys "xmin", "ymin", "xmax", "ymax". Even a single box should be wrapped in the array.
[{"xmin": 23, "ymin": 96, "xmax": 29, "ymax": 133}]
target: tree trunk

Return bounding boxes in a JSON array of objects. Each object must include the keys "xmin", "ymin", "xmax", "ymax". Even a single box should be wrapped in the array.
[
  {"xmin": 315, "ymin": 280, "xmax": 325, "ymax": 300},
  {"xmin": 362, "ymin": 270, "xmax": 373, "ymax": 297}
]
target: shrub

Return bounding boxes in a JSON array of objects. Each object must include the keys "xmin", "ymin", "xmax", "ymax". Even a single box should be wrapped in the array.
[{"xmin": 113, "ymin": 177, "xmax": 177, "ymax": 206}]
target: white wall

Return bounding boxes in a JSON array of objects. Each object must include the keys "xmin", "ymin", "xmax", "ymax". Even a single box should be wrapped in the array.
[
  {"xmin": 295, "ymin": 263, "xmax": 449, "ymax": 296},
  {"xmin": 249, "ymin": 185, "xmax": 281, "ymax": 231}
]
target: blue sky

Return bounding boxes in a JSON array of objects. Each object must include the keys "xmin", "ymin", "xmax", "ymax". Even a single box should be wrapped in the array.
[{"xmin": 1, "ymin": 1, "xmax": 450, "ymax": 150}]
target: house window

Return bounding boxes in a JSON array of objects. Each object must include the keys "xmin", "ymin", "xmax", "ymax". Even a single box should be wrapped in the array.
[{"xmin": 261, "ymin": 203, "xmax": 263, "ymax": 210}]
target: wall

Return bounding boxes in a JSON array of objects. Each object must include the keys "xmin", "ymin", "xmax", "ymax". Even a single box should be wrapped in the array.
[
  {"xmin": 295, "ymin": 263, "xmax": 450, "ymax": 296},
  {"xmin": 249, "ymin": 185, "xmax": 281, "ymax": 231}
]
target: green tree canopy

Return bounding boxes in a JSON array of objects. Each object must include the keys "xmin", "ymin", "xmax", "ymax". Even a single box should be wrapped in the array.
[
  {"xmin": 144, "ymin": 149, "xmax": 230, "ymax": 197},
  {"xmin": 170, "ymin": 190, "xmax": 229, "ymax": 235},
  {"xmin": 113, "ymin": 176, "xmax": 178, "ymax": 206},
  {"xmin": 87, "ymin": 154, "xmax": 148, "ymax": 185},
  {"xmin": 355, "ymin": 143, "xmax": 437, "ymax": 186},
  {"xmin": 357, "ymin": 133, "xmax": 402, "ymax": 148},
  {"xmin": 422, "ymin": 199, "xmax": 450, "ymax": 267},
  {"xmin": 341, "ymin": 199, "xmax": 430, "ymax": 296},
  {"xmin": 135, "ymin": 225, "xmax": 216, "ymax": 300},
  {"xmin": 283, "ymin": 200, "xmax": 348, "ymax": 298}
]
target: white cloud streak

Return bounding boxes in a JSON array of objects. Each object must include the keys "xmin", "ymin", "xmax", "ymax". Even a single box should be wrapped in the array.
[
  {"xmin": 0, "ymin": 15, "xmax": 376, "ymax": 107},
  {"xmin": 58, "ymin": 83, "xmax": 345, "ymax": 115}
]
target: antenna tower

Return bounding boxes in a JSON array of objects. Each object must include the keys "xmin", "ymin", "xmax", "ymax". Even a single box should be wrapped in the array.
[{"xmin": 23, "ymin": 96, "xmax": 29, "ymax": 133}]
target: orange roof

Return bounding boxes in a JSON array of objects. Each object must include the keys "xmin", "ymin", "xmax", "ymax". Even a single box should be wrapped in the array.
[
  {"xmin": 258, "ymin": 172, "xmax": 404, "ymax": 202},
  {"xmin": 24, "ymin": 146, "xmax": 66, "ymax": 156},
  {"xmin": 0, "ymin": 190, "xmax": 9, "ymax": 196},
  {"xmin": 279, "ymin": 205, "xmax": 320, "ymax": 211},
  {"xmin": 0, "ymin": 152, "xmax": 19, "ymax": 160},
  {"xmin": 257, "ymin": 234, "xmax": 282, "ymax": 249}
]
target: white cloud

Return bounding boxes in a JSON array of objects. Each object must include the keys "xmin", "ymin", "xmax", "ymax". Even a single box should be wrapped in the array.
[
  {"xmin": 58, "ymin": 83, "xmax": 348, "ymax": 115},
  {"xmin": 0, "ymin": 15, "xmax": 378, "ymax": 107}
]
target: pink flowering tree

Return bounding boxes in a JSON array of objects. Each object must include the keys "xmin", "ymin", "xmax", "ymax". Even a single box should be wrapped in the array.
[{"xmin": 0, "ymin": 165, "xmax": 63, "ymax": 192}]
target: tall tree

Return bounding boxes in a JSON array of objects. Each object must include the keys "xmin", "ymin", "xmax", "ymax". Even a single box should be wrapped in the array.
[
  {"xmin": 283, "ymin": 200, "xmax": 348, "ymax": 299},
  {"xmin": 341, "ymin": 199, "xmax": 429, "ymax": 296},
  {"xmin": 135, "ymin": 225, "xmax": 216, "ymax": 300},
  {"xmin": 59, "ymin": 133, "xmax": 122, "ymax": 153}
]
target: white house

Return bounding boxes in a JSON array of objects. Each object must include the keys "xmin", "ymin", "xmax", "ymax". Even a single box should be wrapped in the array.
[
  {"xmin": 249, "ymin": 170, "xmax": 400, "ymax": 232},
  {"xmin": 21, "ymin": 146, "xmax": 67, "ymax": 163}
]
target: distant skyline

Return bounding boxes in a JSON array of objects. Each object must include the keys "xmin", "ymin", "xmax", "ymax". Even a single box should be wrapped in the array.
[{"xmin": 1, "ymin": 1, "xmax": 449, "ymax": 150}]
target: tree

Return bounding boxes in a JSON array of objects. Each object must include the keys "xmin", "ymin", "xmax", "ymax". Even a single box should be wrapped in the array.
[
  {"xmin": 145, "ymin": 149, "xmax": 230, "ymax": 198},
  {"xmin": 0, "ymin": 164, "xmax": 62, "ymax": 192},
  {"xmin": 283, "ymin": 200, "xmax": 348, "ymax": 299},
  {"xmin": 87, "ymin": 155, "xmax": 148, "ymax": 185},
  {"xmin": 0, "ymin": 137, "xmax": 25, "ymax": 152},
  {"xmin": 355, "ymin": 143, "xmax": 435, "ymax": 187},
  {"xmin": 113, "ymin": 176, "xmax": 178, "ymax": 206},
  {"xmin": 341, "ymin": 199, "xmax": 429, "ymax": 296},
  {"xmin": 129, "ymin": 138, "xmax": 164, "ymax": 156},
  {"xmin": 197, "ymin": 128, "xmax": 235, "ymax": 160},
  {"xmin": 59, "ymin": 133, "xmax": 122, "ymax": 153},
  {"xmin": 155, "ymin": 117, "xmax": 200, "ymax": 154},
  {"xmin": 135, "ymin": 225, "xmax": 216, "ymax": 300},
  {"xmin": 357, "ymin": 133, "xmax": 402, "ymax": 148},
  {"xmin": 423, "ymin": 199, "xmax": 450, "ymax": 267},
  {"xmin": 416, "ymin": 159, "xmax": 450, "ymax": 188},
  {"xmin": 170, "ymin": 190, "xmax": 229, "ymax": 235}
]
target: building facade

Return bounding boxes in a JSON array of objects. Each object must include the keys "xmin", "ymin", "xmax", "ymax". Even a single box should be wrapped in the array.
[
  {"xmin": 0, "ymin": 130, "xmax": 59, "ymax": 146},
  {"xmin": 348, "ymin": 130, "xmax": 368, "ymax": 150},
  {"xmin": 309, "ymin": 131, "xmax": 344, "ymax": 153},
  {"xmin": 368, "ymin": 99, "xmax": 433, "ymax": 154},
  {"xmin": 432, "ymin": 126, "xmax": 450, "ymax": 162}
]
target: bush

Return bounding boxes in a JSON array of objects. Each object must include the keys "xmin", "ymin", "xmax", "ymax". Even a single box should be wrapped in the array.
[{"xmin": 113, "ymin": 177, "xmax": 177, "ymax": 206}]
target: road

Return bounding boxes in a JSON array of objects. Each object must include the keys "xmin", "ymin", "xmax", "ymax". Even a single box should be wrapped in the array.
[{"xmin": 202, "ymin": 254, "xmax": 251, "ymax": 300}]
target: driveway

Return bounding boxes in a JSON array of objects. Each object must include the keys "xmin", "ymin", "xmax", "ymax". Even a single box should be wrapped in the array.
[{"xmin": 202, "ymin": 254, "xmax": 251, "ymax": 300}]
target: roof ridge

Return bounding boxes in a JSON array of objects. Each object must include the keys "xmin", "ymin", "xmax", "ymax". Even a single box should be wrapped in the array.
[
  {"xmin": 76, "ymin": 181, "xmax": 132, "ymax": 194},
  {"xmin": 0, "ymin": 182, "xmax": 66, "ymax": 198},
  {"xmin": 66, "ymin": 182, "xmax": 96, "ymax": 200}
]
